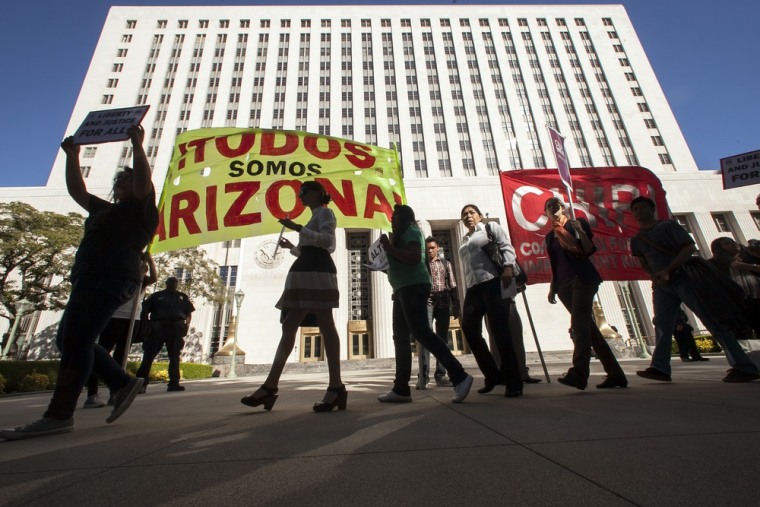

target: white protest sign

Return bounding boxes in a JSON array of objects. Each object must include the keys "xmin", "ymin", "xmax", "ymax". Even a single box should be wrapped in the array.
[
  {"xmin": 72, "ymin": 105, "xmax": 150, "ymax": 145},
  {"xmin": 721, "ymin": 149, "xmax": 760, "ymax": 189},
  {"xmin": 365, "ymin": 237, "xmax": 388, "ymax": 272}
]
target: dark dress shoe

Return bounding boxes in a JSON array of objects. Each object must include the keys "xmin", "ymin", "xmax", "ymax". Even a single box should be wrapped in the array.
[
  {"xmin": 477, "ymin": 380, "xmax": 502, "ymax": 394},
  {"xmin": 694, "ymin": 356, "xmax": 710, "ymax": 361},
  {"xmin": 635, "ymin": 367, "xmax": 671, "ymax": 382},
  {"xmin": 680, "ymin": 357, "xmax": 692, "ymax": 362},
  {"xmin": 505, "ymin": 388, "xmax": 523, "ymax": 398},
  {"xmin": 523, "ymin": 377, "xmax": 542, "ymax": 384},
  {"xmin": 596, "ymin": 376, "xmax": 628, "ymax": 389},
  {"xmin": 557, "ymin": 373, "xmax": 587, "ymax": 390}
]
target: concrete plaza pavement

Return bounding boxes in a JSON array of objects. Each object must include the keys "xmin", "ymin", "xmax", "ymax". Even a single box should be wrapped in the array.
[{"xmin": 1, "ymin": 355, "xmax": 759, "ymax": 506}]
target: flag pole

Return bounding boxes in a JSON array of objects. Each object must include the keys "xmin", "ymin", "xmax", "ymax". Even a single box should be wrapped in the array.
[{"xmin": 520, "ymin": 291, "xmax": 550, "ymax": 382}]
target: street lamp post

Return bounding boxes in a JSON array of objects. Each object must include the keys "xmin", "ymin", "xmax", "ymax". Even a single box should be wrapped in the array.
[
  {"xmin": 228, "ymin": 289, "xmax": 245, "ymax": 379},
  {"xmin": 2, "ymin": 299, "xmax": 33, "ymax": 359}
]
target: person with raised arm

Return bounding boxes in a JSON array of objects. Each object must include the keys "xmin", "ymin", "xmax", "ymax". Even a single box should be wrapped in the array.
[{"xmin": 1, "ymin": 125, "xmax": 158, "ymax": 440}]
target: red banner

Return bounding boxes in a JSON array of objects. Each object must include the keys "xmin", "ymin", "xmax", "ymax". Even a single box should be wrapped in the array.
[{"xmin": 499, "ymin": 166, "xmax": 669, "ymax": 284}]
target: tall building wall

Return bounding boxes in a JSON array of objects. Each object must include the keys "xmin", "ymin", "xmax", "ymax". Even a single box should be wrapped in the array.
[{"xmin": 2, "ymin": 5, "xmax": 758, "ymax": 365}]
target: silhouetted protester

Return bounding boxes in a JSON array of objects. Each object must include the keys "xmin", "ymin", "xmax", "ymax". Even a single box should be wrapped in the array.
[
  {"xmin": 544, "ymin": 197, "xmax": 627, "ymax": 390},
  {"xmin": 0, "ymin": 126, "xmax": 157, "ymax": 441},
  {"xmin": 414, "ymin": 236, "xmax": 458, "ymax": 390},
  {"xmin": 673, "ymin": 309, "xmax": 708, "ymax": 362},
  {"xmin": 241, "ymin": 181, "xmax": 345, "ymax": 412},
  {"xmin": 377, "ymin": 205, "xmax": 473, "ymax": 403},
  {"xmin": 135, "ymin": 276, "xmax": 194, "ymax": 392},
  {"xmin": 458, "ymin": 204, "xmax": 523, "ymax": 397},
  {"xmin": 630, "ymin": 196, "xmax": 759, "ymax": 383},
  {"xmin": 84, "ymin": 252, "xmax": 157, "ymax": 408},
  {"xmin": 711, "ymin": 237, "xmax": 760, "ymax": 340}
]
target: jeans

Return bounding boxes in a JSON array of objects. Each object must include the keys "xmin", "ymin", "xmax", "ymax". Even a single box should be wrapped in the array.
[
  {"xmin": 392, "ymin": 284, "xmax": 466, "ymax": 395},
  {"xmin": 136, "ymin": 321, "xmax": 188, "ymax": 385},
  {"xmin": 44, "ymin": 275, "xmax": 139, "ymax": 420},
  {"xmin": 87, "ymin": 318, "xmax": 133, "ymax": 396},
  {"xmin": 556, "ymin": 278, "xmax": 625, "ymax": 382},
  {"xmin": 651, "ymin": 277, "xmax": 758, "ymax": 375},
  {"xmin": 461, "ymin": 278, "xmax": 522, "ymax": 393},
  {"xmin": 416, "ymin": 303, "xmax": 450, "ymax": 383}
]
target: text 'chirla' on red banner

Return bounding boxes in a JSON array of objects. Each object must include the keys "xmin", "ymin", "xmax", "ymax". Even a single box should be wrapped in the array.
[{"xmin": 499, "ymin": 166, "xmax": 670, "ymax": 285}]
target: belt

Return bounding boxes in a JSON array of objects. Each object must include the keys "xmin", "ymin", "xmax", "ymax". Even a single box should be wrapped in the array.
[{"xmin": 152, "ymin": 319, "xmax": 184, "ymax": 323}]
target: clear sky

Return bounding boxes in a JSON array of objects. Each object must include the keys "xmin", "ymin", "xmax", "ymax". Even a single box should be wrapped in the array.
[{"xmin": 0, "ymin": 1, "xmax": 756, "ymax": 187}]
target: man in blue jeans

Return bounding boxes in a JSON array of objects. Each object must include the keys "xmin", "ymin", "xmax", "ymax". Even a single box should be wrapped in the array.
[
  {"xmin": 414, "ymin": 237, "xmax": 458, "ymax": 390},
  {"xmin": 630, "ymin": 196, "xmax": 759, "ymax": 383}
]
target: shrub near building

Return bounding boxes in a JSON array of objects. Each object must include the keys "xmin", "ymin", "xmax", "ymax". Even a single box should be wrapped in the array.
[{"xmin": 0, "ymin": 361, "xmax": 212, "ymax": 394}]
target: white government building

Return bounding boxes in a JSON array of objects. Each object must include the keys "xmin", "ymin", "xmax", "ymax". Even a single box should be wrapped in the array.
[{"xmin": 2, "ymin": 4, "xmax": 757, "ymax": 368}]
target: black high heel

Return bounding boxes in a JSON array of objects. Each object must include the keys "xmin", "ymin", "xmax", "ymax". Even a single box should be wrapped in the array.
[
  {"xmin": 313, "ymin": 385, "xmax": 347, "ymax": 412},
  {"xmin": 241, "ymin": 385, "xmax": 278, "ymax": 411}
]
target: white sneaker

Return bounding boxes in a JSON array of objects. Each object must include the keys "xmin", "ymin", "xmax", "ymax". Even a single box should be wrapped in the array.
[
  {"xmin": 83, "ymin": 394, "xmax": 105, "ymax": 408},
  {"xmin": 377, "ymin": 390, "xmax": 412, "ymax": 403},
  {"xmin": 451, "ymin": 374, "xmax": 473, "ymax": 403}
]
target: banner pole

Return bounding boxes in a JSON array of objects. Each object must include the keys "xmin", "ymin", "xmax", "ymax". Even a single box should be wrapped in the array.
[
  {"xmin": 271, "ymin": 215, "xmax": 289, "ymax": 259},
  {"xmin": 121, "ymin": 288, "xmax": 144, "ymax": 370},
  {"xmin": 521, "ymin": 290, "xmax": 550, "ymax": 383}
]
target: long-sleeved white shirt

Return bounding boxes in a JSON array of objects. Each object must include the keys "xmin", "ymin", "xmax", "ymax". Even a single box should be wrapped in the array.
[
  {"xmin": 459, "ymin": 221, "xmax": 517, "ymax": 296},
  {"xmin": 290, "ymin": 205, "xmax": 336, "ymax": 256}
]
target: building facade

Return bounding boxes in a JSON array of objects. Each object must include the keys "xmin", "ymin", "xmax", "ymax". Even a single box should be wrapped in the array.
[{"xmin": 3, "ymin": 5, "xmax": 758, "ymax": 365}]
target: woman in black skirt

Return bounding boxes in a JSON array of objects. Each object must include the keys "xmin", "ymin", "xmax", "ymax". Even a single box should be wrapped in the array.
[{"xmin": 241, "ymin": 181, "xmax": 345, "ymax": 412}]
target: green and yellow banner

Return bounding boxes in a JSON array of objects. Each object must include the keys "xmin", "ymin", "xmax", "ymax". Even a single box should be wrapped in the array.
[{"xmin": 151, "ymin": 128, "xmax": 405, "ymax": 253}]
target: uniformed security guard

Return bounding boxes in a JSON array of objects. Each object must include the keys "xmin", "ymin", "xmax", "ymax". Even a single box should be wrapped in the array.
[{"xmin": 136, "ymin": 277, "xmax": 195, "ymax": 392}]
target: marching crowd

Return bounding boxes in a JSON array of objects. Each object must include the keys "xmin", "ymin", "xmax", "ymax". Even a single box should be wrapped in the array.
[{"xmin": 1, "ymin": 126, "xmax": 758, "ymax": 441}]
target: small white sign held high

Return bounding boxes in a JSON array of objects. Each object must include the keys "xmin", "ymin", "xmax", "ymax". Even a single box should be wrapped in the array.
[
  {"xmin": 721, "ymin": 149, "xmax": 760, "ymax": 189},
  {"xmin": 72, "ymin": 106, "xmax": 150, "ymax": 145}
]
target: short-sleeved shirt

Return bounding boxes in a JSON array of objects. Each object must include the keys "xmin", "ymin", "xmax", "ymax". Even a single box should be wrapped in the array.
[
  {"xmin": 630, "ymin": 220, "xmax": 694, "ymax": 273},
  {"xmin": 387, "ymin": 225, "xmax": 431, "ymax": 292},
  {"xmin": 71, "ymin": 191, "xmax": 158, "ymax": 282},
  {"xmin": 144, "ymin": 289, "xmax": 195, "ymax": 321}
]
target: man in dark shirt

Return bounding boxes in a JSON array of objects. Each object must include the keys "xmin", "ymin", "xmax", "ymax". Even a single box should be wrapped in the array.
[
  {"xmin": 630, "ymin": 196, "xmax": 758, "ymax": 383},
  {"xmin": 136, "ymin": 277, "xmax": 195, "ymax": 392}
]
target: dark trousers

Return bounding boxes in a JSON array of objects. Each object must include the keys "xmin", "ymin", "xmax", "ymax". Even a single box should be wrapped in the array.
[
  {"xmin": 44, "ymin": 275, "xmax": 139, "ymax": 420},
  {"xmin": 86, "ymin": 318, "xmax": 133, "ymax": 396},
  {"xmin": 392, "ymin": 284, "xmax": 466, "ymax": 396},
  {"xmin": 136, "ymin": 321, "xmax": 186, "ymax": 386},
  {"xmin": 742, "ymin": 298, "xmax": 760, "ymax": 340},
  {"xmin": 556, "ymin": 278, "xmax": 624, "ymax": 381},
  {"xmin": 461, "ymin": 278, "xmax": 522, "ymax": 393},
  {"xmin": 673, "ymin": 328, "xmax": 701, "ymax": 360},
  {"xmin": 416, "ymin": 303, "xmax": 450, "ymax": 382}
]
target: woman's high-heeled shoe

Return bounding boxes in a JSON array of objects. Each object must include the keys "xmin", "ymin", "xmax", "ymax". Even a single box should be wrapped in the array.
[
  {"xmin": 241, "ymin": 385, "xmax": 278, "ymax": 411},
  {"xmin": 313, "ymin": 385, "xmax": 347, "ymax": 412}
]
